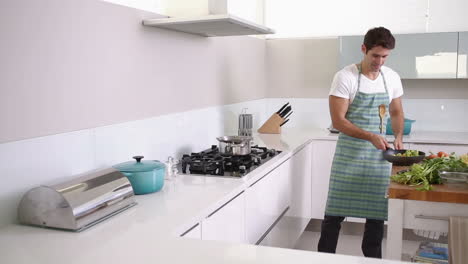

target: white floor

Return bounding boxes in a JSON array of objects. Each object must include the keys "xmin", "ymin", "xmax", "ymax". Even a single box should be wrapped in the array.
[{"xmin": 294, "ymin": 231, "xmax": 421, "ymax": 260}]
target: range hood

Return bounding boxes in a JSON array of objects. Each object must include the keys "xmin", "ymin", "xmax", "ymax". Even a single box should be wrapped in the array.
[{"xmin": 142, "ymin": 0, "xmax": 275, "ymax": 37}]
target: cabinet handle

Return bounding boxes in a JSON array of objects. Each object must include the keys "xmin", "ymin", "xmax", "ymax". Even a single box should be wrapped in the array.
[
  {"xmin": 414, "ymin": 215, "xmax": 449, "ymax": 221},
  {"xmin": 206, "ymin": 191, "xmax": 244, "ymax": 218},
  {"xmin": 180, "ymin": 223, "xmax": 199, "ymax": 237},
  {"xmin": 255, "ymin": 206, "xmax": 290, "ymax": 245}
]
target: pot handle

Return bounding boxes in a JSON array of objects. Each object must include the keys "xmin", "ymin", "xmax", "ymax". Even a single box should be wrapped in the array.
[
  {"xmin": 224, "ymin": 143, "xmax": 233, "ymax": 153},
  {"xmin": 133, "ymin": 156, "xmax": 144, "ymax": 163}
]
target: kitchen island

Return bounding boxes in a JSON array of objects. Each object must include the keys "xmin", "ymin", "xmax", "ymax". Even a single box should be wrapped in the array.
[
  {"xmin": 386, "ymin": 166, "xmax": 468, "ymax": 260},
  {"xmin": 1, "ymin": 128, "xmax": 468, "ymax": 264}
]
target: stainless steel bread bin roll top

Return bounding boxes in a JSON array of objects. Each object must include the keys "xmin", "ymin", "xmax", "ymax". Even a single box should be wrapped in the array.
[{"xmin": 18, "ymin": 168, "xmax": 136, "ymax": 232}]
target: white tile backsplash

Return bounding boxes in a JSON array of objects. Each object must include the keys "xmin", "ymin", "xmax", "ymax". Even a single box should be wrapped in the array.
[
  {"xmin": 266, "ymin": 98, "xmax": 332, "ymax": 129},
  {"xmin": 0, "ymin": 100, "xmax": 262, "ymax": 227},
  {"xmin": 266, "ymin": 98, "xmax": 468, "ymax": 132},
  {"xmin": 403, "ymin": 99, "xmax": 468, "ymax": 132},
  {"xmin": 0, "ymin": 130, "xmax": 95, "ymax": 227},
  {"xmin": 1, "ymin": 97, "xmax": 467, "ymax": 227}
]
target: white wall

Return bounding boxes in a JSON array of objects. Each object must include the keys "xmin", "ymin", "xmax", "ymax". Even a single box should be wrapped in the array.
[
  {"xmin": 0, "ymin": 0, "xmax": 267, "ymax": 144},
  {"xmin": 265, "ymin": 0, "xmax": 468, "ymax": 38}
]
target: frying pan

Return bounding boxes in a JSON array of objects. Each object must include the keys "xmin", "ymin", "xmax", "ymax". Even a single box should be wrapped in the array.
[{"xmin": 382, "ymin": 148, "xmax": 425, "ymax": 166}]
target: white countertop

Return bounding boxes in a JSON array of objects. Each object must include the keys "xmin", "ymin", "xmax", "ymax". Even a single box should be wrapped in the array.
[{"xmin": 3, "ymin": 128, "xmax": 467, "ymax": 264}]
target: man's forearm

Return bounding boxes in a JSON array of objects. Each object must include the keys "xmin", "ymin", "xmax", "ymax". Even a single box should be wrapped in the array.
[{"xmin": 391, "ymin": 111, "xmax": 404, "ymax": 139}]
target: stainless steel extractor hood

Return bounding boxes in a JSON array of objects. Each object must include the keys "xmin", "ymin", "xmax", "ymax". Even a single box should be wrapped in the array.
[
  {"xmin": 142, "ymin": 0, "xmax": 274, "ymax": 37},
  {"xmin": 143, "ymin": 14, "xmax": 274, "ymax": 37}
]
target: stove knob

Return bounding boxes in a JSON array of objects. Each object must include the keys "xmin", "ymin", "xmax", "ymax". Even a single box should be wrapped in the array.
[
  {"xmin": 254, "ymin": 157, "xmax": 261, "ymax": 165},
  {"xmin": 239, "ymin": 165, "xmax": 246, "ymax": 174}
]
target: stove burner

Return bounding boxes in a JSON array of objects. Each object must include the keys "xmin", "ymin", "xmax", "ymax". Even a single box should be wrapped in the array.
[{"xmin": 181, "ymin": 145, "xmax": 280, "ymax": 177}]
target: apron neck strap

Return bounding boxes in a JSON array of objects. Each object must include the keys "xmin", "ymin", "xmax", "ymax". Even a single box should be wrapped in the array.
[{"xmin": 356, "ymin": 63, "xmax": 389, "ymax": 94}]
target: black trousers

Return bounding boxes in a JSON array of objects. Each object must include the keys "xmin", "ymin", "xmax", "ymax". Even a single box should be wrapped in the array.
[{"xmin": 317, "ymin": 215, "xmax": 384, "ymax": 258}]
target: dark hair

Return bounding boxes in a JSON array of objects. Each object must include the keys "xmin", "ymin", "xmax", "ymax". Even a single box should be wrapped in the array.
[{"xmin": 363, "ymin": 27, "xmax": 395, "ymax": 52}]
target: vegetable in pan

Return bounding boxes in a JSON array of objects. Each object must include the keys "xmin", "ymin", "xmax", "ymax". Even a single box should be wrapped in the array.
[
  {"xmin": 391, "ymin": 153, "xmax": 468, "ymax": 191},
  {"xmin": 393, "ymin": 149, "xmax": 420, "ymax": 157}
]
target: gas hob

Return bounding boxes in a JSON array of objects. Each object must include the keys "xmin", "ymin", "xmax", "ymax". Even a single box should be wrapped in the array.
[{"xmin": 180, "ymin": 145, "xmax": 281, "ymax": 177}]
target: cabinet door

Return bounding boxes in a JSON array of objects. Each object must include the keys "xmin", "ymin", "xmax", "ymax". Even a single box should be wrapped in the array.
[
  {"xmin": 288, "ymin": 143, "xmax": 312, "ymax": 219},
  {"xmin": 245, "ymin": 160, "xmax": 291, "ymax": 244},
  {"xmin": 458, "ymin": 32, "xmax": 468, "ymax": 79},
  {"xmin": 338, "ymin": 35, "xmax": 363, "ymax": 69},
  {"xmin": 339, "ymin": 32, "xmax": 459, "ymax": 79},
  {"xmin": 386, "ymin": 32, "xmax": 458, "ymax": 79},
  {"xmin": 311, "ymin": 140, "xmax": 337, "ymax": 219},
  {"xmin": 180, "ymin": 223, "xmax": 201, "ymax": 239},
  {"xmin": 259, "ymin": 144, "xmax": 313, "ymax": 248},
  {"xmin": 411, "ymin": 143, "xmax": 468, "ymax": 156},
  {"xmin": 202, "ymin": 192, "xmax": 245, "ymax": 243}
]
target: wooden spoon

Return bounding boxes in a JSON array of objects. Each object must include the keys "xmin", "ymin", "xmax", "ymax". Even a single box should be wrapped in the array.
[{"xmin": 379, "ymin": 104, "xmax": 386, "ymax": 134}]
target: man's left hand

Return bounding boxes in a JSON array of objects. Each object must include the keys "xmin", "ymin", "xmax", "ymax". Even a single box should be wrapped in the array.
[{"xmin": 394, "ymin": 136, "xmax": 403, "ymax": 150}]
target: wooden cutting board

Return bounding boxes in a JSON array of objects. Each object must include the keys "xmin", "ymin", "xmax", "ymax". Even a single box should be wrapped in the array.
[{"xmin": 388, "ymin": 166, "xmax": 468, "ymax": 204}]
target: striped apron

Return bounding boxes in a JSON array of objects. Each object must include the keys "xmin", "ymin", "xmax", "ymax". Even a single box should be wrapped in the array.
[{"xmin": 325, "ymin": 64, "xmax": 392, "ymax": 220}]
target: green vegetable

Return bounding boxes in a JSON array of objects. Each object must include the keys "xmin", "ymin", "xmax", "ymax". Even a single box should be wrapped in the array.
[
  {"xmin": 390, "ymin": 153, "xmax": 468, "ymax": 191},
  {"xmin": 394, "ymin": 149, "xmax": 420, "ymax": 157}
]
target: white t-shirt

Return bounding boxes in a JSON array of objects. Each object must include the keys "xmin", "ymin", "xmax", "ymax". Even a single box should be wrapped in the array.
[{"xmin": 329, "ymin": 64, "xmax": 404, "ymax": 103}]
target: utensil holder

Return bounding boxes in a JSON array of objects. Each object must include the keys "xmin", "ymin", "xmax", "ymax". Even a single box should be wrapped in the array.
[
  {"xmin": 238, "ymin": 108, "xmax": 253, "ymax": 136},
  {"xmin": 258, "ymin": 113, "xmax": 284, "ymax": 134}
]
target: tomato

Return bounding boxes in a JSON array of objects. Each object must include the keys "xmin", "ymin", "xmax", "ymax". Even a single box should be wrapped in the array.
[
  {"xmin": 437, "ymin": 151, "xmax": 449, "ymax": 158},
  {"xmin": 427, "ymin": 154, "xmax": 438, "ymax": 159}
]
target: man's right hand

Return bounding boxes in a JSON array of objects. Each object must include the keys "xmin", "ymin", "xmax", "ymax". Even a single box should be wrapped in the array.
[{"xmin": 369, "ymin": 134, "xmax": 391, "ymax": 150}]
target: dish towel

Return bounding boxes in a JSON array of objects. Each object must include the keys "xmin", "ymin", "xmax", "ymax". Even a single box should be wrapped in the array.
[{"xmin": 449, "ymin": 216, "xmax": 468, "ymax": 264}]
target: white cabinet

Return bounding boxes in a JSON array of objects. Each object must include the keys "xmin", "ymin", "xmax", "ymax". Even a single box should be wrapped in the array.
[
  {"xmin": 310, "ymin": 140, "xmax": 337, "ymax": 220},
  {"xmin": 201, "ymin": 192, "xmax": 246, "ymax": 243},
  {"xmin": 180, "ymin": 223, "xmax": 201, "ymax": 239},
  {"xmin": 288, "ymin": 144, "xmax": 312, "ymax": 219},
  {"xmin": 409, "ymin": 143, "xmax": 468, "ymax": 156},
  {"xmin": 259, "ymin": 145, "xmax": 314, "ymax": 248},
  {"xmin": 245, "ymin": 159, "xmax": 291, "ymax": 245}
]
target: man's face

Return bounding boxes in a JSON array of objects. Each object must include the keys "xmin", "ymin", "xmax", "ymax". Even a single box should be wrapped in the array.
[{"xmin": 361, "ymin": 45, "xmax": 391, "ymax": 72}]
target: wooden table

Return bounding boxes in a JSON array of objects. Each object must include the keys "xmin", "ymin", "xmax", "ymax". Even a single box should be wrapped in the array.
[{"xmin": 385, "ymin": 166, "xmax": 468, "ymax": 260}]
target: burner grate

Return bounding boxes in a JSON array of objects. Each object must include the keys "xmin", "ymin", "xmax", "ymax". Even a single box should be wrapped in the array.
[{"xmin": 180, "ymin": 145, "xmax": 280, "ymax": 177}]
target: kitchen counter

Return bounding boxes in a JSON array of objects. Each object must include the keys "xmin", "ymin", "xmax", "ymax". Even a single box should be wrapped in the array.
[
  {"xmin": 302, "ymin": 129, "xmax": 468, "ymax": 145},
  {"xmin": 0, "ymin": 128, "xmax": 412, "ymax": 264},
  {"xmin": 389, "ymin": 166, "xmax": 468, "ymax": 204},
  {"xmin": 1, "ymin": 128, "xmax": 467, "ymax": 263},
  {"xmin": 388, "ymin": 181, "xmax": 468, "ymax": 204}
]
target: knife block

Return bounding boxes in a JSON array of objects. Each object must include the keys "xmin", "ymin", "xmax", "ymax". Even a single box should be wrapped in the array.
[{"xmin": 258, "ymin": 113, "xmax": 284, "ymax": 134}]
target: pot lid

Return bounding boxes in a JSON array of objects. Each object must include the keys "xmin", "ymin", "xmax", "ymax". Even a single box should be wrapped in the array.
[{"xmin": 113, "ymin": 156, "xmax": 165, "ymax": 172}]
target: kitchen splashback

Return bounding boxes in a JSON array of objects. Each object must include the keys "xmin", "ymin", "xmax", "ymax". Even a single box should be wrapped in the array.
[
  {"xmin": 266, "ymin": 98, "xmax": 468, "ymax": 133},
  {"xmin": 0, "ymin": 99, "xmax": 266, "ymax": 228}
]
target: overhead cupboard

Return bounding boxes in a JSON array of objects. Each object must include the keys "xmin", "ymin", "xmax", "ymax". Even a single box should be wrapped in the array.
[{"xmin": 339, "ymin": 31, "xmax": 468, "ymax": 79}]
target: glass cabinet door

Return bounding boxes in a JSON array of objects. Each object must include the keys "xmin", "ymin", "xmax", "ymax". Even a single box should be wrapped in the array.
[
  {"xmin": 339, "ymin": 32, "xmax": 459, "ymax": 79},
  {"xmin": 458, "ymin": 32, "xmax": 468, "ymax": 79},
  {"xmin": 338, "ymin": 35, "xmax": 363, "ymax": 70},
  {"xmin": 386, "ymin": 32, "xmax": 458, "ymax": 79}
]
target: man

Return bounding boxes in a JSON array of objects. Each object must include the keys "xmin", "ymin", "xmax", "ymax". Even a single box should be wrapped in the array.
[{"xmin": 318, "ymin": 27, "xmax": 404, "ymax": 258}]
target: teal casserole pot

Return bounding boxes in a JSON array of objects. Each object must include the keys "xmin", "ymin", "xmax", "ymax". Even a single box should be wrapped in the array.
[
  {"xmin": 113, "ymin": 156, "xmax": 165, "ymax": 195},
  {"xmin": 386, "ymin": 118, "xmax": 415, "ymax": 135}
]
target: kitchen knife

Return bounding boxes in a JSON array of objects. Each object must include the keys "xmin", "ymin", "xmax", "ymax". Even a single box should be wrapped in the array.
[
  {"xmin": 276, "ymin": 102, "xmax": 289, "ymax": 115},
  {"xmin": 283, "ymin": 111, "xmax": 293, "ymax": 120},
  {"xmin": 280, "ymin": 119, "xmax": 289, "ymax": 126},
  {"xmin": 279, "ymin": 106, "xmax": 292, "ymax": 118}
]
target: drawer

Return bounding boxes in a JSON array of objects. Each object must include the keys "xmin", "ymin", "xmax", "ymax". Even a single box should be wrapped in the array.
[{"xmin": 403, "ymin": 200, "xmax": 468, "ymax": 232}]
